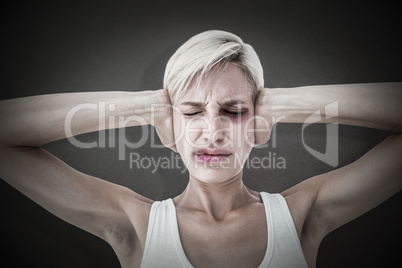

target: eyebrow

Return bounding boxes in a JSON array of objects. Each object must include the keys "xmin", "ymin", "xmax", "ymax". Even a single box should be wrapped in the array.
[{"xmin": 179, "ymin": 100, "xmax": 245, "ymax": 107}]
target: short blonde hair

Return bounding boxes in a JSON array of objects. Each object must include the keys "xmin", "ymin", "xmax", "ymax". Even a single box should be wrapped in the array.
[{"xmin": 163, "ymin": 30, "xmax": 264, "ymax": 103}]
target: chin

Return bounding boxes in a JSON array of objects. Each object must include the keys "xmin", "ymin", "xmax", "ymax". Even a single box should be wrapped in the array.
[
  {"xmin": 189, "ymin": 164, "xmax": 242, "ymax": 184},
  {"xmin": 192, "ymin": 174, "xmax": 234, "ymax": 184}
]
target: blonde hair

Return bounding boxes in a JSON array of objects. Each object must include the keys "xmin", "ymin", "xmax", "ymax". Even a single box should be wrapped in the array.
[{"xmin": 163, "ymin": 30, "xmax": 264, "ymax": 103}]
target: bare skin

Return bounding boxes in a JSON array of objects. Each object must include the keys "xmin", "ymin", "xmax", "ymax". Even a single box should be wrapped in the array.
[{"xmin": 0, "ymin": 65, "xmax": 401, "ymax": 267}]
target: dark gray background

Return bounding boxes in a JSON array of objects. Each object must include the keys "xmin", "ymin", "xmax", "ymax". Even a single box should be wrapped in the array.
[{"xmin": 1, "ymin": 0, "xmax": 401, "ymax": 267}]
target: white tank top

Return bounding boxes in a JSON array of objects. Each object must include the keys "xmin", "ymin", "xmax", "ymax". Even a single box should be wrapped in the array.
[{"xmin": 140, "ymin": 192, "xmax": 308, "ymax": 268}]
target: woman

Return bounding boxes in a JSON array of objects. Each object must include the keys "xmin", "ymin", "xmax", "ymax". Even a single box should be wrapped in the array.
[{"xmin": 0, "ymin": 30, "xmax": 401, "ymax": 268}]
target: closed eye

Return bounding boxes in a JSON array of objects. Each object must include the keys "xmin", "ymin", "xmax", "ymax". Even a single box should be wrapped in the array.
[
  {"xmin": 184, "ymin": 111, "xmax": 245, "ymax": 117},
  {"xmin": 184, "ymin": 112, "xmax": 200, "ymax": 116},
  {"xmin": 223, "ymin": 111, "xmax": 241, "ymax": 116}
]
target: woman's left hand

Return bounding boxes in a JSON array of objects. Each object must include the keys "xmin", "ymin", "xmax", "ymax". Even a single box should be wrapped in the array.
[{"xmin": 254, "ymin": 88, "xmax": 273, "ymax": 146}]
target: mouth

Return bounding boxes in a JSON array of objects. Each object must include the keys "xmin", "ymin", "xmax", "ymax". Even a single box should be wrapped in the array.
[
  {"xmin": 194, "ymin": 149, "xmax": 232, "ymax": 163},
  {"xmin": 194, "ymin": 154, "xmax": 232, "ymax": 163},
  {"xmin": 195, "ymin": 154, "xmax": 231, "ymax": 156},
  {"xmin": 195, "ymin": 149, "xmax": 232, "ymax": 156}
]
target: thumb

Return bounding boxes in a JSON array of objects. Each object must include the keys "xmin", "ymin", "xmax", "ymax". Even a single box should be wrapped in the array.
[
  {"xmin": 254, "ymin": 114, "xmax": 271, "ymax": 146},
  {"xmin": 155, "ymin": 124, "xmax": 177, "ymax": 153},
  {"xmin": 254, "ymin": 89, "xmax": 271, "ymax": 146}
]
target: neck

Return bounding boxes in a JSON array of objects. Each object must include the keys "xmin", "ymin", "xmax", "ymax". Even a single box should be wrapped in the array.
[{"xmin": 174, "ymin": 170, "xmax": 259, "ymax": 221}]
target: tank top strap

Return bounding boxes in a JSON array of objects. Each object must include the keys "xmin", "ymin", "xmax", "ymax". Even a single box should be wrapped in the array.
[
  {"xmin": 259, "ymin": 192, "xmax": 308, "ymax": 268},
  {"xmin": 258, "ymin": 192, "xmax": 275, "ymax": 267},
  {"xmin": 140, "ymin": 199, "xmax": 193, "ymax": 268}
]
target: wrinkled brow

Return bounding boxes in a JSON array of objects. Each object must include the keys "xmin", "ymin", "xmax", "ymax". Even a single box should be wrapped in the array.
[{"xmin": 179, "ymin": 100, "xmax": 245, "ymax": 107}]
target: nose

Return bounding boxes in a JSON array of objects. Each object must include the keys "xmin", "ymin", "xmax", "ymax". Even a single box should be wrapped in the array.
[{"xmin": 202, "ymin": 114, "xmax": 228, "ymax": 145}]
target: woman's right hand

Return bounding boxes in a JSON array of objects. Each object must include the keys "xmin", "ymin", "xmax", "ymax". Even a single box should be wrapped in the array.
[{"xmin": 152, "ymin": 89, "xmax": 177, "ymax": 152}]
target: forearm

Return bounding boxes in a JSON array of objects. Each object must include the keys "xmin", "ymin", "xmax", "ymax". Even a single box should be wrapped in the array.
[
  {"xmin": 0, "ymin": 90, "xmax": 167, "ymax": 147},
  {"xmin": 262, "ymin": 82, "xmax": 402, "ymax": 133}
]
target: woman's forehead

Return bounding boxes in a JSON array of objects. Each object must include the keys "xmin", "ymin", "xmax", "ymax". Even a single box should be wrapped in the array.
[
  {"xmin": 179, "ymin": 65, "xmax": 254, "ymax": 104},
  {"xmin": 178, "ymin": 88, "xmax": 253, "ymax": 107}
]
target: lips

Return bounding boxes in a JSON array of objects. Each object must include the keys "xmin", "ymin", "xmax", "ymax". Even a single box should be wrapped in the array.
[
  {"xmin": 195, "ymin": 149, "xmax": 232, "ymax": 156},
  {"xmin": 194, "ymin": 149, "xmax": 232, "ymax": 163}
]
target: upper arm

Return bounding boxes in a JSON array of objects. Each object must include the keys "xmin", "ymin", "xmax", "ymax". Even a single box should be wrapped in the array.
[
  {"xmin": 0, "ymin": 146, "xmax": 151, "ymax": 244},
  {"xmin": 308, "ymin": 134, "xmax": 402, "ymax": 236}
]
